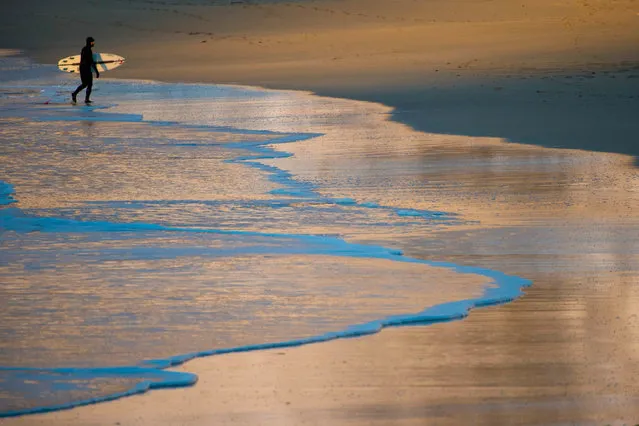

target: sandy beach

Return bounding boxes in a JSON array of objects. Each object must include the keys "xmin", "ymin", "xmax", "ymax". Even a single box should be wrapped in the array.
[{"xmin": 2, "ymin": 0, "xmax": 639, "ymax": 424}]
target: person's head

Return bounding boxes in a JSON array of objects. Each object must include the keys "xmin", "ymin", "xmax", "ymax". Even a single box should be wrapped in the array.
[{"xmin": 86, "ymin": 37, "xmax": 95, "ymax": 47}]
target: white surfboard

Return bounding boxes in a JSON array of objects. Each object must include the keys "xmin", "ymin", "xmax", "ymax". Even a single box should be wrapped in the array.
[{"xmin": 57, "ymin": 53, "xmax": 125, "ymax": 73}]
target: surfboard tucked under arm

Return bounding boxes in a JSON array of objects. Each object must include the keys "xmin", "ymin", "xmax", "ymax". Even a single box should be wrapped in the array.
[{"xmin": 57, "ymin": 53, "xmax": 126, "ymax": 73}]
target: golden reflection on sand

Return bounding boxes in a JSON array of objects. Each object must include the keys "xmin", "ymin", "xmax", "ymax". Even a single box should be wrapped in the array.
[
  {"xmin": 2, "ymin": 74, "xmax": 638, "ymax": 423},
  {"xmin": 114, "ymin": 88, "xmax": 639, "ymax": 230},
  {"xmin": 84, "ymin": 84, "xmax": 639, "ymax": 424},
  {"xmin": 0, "ymin": 118, "xmax": 277, "ymax": 209}
]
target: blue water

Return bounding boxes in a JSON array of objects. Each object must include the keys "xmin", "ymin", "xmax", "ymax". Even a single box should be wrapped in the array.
[{"xmin": 0, "ymin": 52, "xmax": 531, "ymax": 417}]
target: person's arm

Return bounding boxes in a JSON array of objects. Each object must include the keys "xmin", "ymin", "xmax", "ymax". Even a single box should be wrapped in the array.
[{"xmin": 91, "ymin": 52, "xmax": 100, "ymax": 78}]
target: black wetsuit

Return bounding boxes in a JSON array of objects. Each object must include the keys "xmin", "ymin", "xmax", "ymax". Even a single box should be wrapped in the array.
[{"xmin": 72, "ymin": 44, "xmax": 98, "ymax": 102}]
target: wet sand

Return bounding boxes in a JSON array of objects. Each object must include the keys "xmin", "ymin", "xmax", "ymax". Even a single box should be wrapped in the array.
[
  {"xmin": 5, "ymin": 80, "xmax": 639, "ymax": 425},
  {"xmin": 2, "ymin": 0, "xmax": 639, "ymax": 424},
  {"xmin": 8, "ymin": 180, "xmax": 639, "ymax": 425},
  {"xmin": 10, "ymin": 295, "xmax": 639, "ymax": 425}
]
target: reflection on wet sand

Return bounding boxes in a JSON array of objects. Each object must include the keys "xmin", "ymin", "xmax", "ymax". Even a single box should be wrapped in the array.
[
  {"xmin": 127, "ymin": 84, "xmax": 638, "ymax": 423},
  {"xmin": 1, "ymin": 77, "xmax": 504, "ymax": 415},
  {"xmin": 20, "ymin": 256, "xmax": 638, "ymax": 424},
  {"xmin": 2, "ymin": 62, "xmax": 638, "ymax": 423},
  {"xmin": 240, "ymin": 90, "xmax": 639, "ymax": 423}
]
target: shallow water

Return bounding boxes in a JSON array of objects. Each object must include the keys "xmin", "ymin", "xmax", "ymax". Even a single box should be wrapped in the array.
[{"xmin": 0, "ymin": 53, "xmax": 531, "ymax": 416}]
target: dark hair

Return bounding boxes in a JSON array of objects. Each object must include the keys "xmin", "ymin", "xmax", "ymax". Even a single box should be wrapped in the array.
[{"xmin": 86, "ymin": 37, "xmax": 95, "ymax": 44}]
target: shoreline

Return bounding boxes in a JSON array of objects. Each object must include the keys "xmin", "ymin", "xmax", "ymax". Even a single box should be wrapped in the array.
[
  {"xmin": 3, "ymin": 0, "xmax": 638, "ymax": 160},
  {"xmin": 10, "ymin": 55, "xmax": 639, "ymax": 161},
  {"xmin": 13, "ymin": 49, "xmax": 639, "ymax": 160}
]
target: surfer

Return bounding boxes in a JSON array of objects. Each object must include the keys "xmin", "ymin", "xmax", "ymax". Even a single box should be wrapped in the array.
[{"xmin": 71, "ymin": 37, "xmax": 99, "ymax": 104}]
